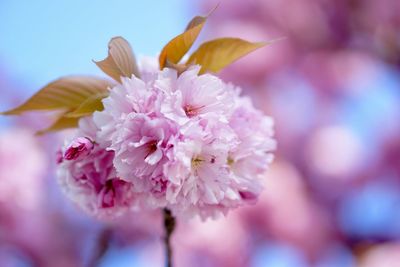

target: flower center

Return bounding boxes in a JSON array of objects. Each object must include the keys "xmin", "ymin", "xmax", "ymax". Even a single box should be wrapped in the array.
[
  {"xmin": 191, "ymin": 156, "xmax": 204, "ymax": 169},
  {"xmin": 144, "ymin": 140, "xmax": 158, "ymax": 159},
  {"xmin": 184, "ymin": 105, "xmax": 204, "ymax": 118}
]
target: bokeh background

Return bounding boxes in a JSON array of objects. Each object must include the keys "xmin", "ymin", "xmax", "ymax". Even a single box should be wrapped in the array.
[{"xmin": 1, "ymin": 0, "xmax": 400, "ymax": 266}]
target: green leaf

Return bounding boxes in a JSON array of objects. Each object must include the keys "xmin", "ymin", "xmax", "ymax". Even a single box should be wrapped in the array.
[
  {"xmin": 187, "ymin": 38, "xmax": 267, "ymax": 74},
  {"xmin": 36, "ymin": 115, "xmax": 79, "ymax": 135},
  {"xmin": 94, "ymin": 36, "xmax": 141, "ymax": 82},
  {"xmin": 158, "ymin": 14, "xmax": 207, "ymax": 69},
  {"xmin": 1, "ymin": 76, "xmax": 112, "ymax": 115},
  {"xmin": 65, "ymin": 91, "xmax": 109, "ymax": 118}
]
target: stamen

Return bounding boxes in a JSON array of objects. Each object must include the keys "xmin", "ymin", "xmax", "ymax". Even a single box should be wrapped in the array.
[
  {"xmin": 191, "ymin": 156, "xmax": 204, "ymax": 169},
  {"xmin": 184, "ymin": 105, "xmax": 205, "ymax": 118},
  {"xmin": 144, "ymin": 141, "xmax": 158, "ymax": 159}
]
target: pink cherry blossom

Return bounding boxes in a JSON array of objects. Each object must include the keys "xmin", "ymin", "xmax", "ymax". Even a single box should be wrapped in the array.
[
  {"xmin": 159, "ymin": 66, "xmax": 235, "ymax": 125},
  {"xmin": 228, "ymin": 97, "xmax": 276, "ymax": 202},
  {"xmin": 60, "ymin": 60, "xmax": 275, "ymax": 220},
  {"xmin": 163, "ymin": 118, "xmax": 242, "ymax": 219},
  {"xmin": 57, "ymin": 118, "xmax": 136, "ymax": 219},
  {"xmin": 110, "ymin": 113, "xmax": 177, "ymax": 209},
  {"xmin": 90, "ymin": 62, "xmax": 275, "ymax": 219}
]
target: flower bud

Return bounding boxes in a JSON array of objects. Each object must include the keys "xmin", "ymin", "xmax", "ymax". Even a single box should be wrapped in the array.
[{"xmin": 64, "ymin": 137, "xmax": 94, "ymax": 160}]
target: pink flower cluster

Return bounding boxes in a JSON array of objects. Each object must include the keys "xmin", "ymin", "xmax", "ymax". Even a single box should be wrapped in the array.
[{"xmin": 57, "ymin": 63, "xmax": 276, "ymax": 220}]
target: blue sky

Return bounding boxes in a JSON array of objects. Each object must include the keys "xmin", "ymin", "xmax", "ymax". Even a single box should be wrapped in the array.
[{"xmin": 0, "ymin": 0, "xmax": 191, "ymax": 93}]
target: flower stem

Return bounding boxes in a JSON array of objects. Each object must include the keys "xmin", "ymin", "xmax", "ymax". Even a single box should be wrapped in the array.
[
  {"xmin": 163, "ymin": 208, "xmax": 176, "ymax": 267},
  {"xmin": 88, "ymin": 228, "xmax": 112, "ymax": 267}
]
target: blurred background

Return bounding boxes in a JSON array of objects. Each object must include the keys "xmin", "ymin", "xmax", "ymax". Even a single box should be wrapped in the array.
[{"xmin": 1, "ymin": 0, "xmax": 400, "ymax": 266}]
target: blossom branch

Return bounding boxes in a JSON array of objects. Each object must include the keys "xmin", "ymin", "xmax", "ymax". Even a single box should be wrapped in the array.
[{"xmin": 163, "ymin": 208, "xmax": 176, "ymax": 267}]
